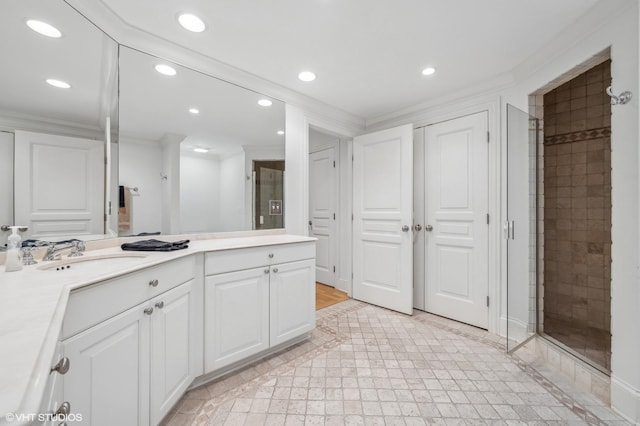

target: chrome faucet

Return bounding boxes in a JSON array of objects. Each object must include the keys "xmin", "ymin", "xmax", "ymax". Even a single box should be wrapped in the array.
[{"xmin": 42, "ymin": 241, "xmax": 85, "ymax": 261}]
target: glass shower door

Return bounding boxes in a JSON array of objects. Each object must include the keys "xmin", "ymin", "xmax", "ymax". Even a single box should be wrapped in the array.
[{"xmin": 506, "ymin": 104, "xmax": 538, "ymax": 352}]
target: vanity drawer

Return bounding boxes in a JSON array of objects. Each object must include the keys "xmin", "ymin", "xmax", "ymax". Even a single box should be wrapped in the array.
[
  {"xmin": 62, "ymin": 255, "xmax": 195, "ymax": 339},
  {"xmin": 205, "ymin": 242, "xmax": 315, "ymax": 276}
]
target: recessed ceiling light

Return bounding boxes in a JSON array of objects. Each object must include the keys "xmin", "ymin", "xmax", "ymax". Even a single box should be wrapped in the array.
[
  {"xmin": 155, "ymin": 64, "xmax": 177, "ymax": 76},
  {"xmin": 298, "ymin": 71, "xmax": 316, "ymax": 82},
  {"xmin": 189, "ymin": 108, "xmax": 200, "ymax": 114},
  {"xmin": 421, "ymin": 67, "xmax": 436, "ymax": 76},
  {"xmin": 277, "ymin": 130, "xmax": 285, "ymax": 135},
  {"xmin": 26, "ymin": 20, "xmax": 62, "ymax": 38},
  {"xmin": 258, "ymin": 99, "xmax": 273, "ymax": 107},
  {"xmin": 193, "ymin": 148, "xmax": 209, "ymax": 153},
  {"xmin": 46, "ymin": 79, "xmax": 70, "ymax": 89},
  {"xmin": 178, "ymin": 13, "xmax": 206, "ymax": 33}
]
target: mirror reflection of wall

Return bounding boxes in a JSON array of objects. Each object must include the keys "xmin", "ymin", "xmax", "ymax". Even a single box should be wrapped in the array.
[
  {"xmin": 0, "ymin": 0, "xmax": 118, "ymax": 242},
  {"xmin": 118, "ymin": 47, "xmax": 286, "ymax": 235}
]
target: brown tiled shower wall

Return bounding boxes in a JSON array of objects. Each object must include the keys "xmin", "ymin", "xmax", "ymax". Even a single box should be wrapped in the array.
[{"xmin": 542, "ymin": 60, "xmax": 612, "ymax": 370}]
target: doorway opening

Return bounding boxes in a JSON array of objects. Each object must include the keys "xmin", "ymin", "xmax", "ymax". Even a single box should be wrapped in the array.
[
  {"xmin": 253, "ymin": 160, "xmax": 284, "ymax": 230},
  {"xmin": 538, "ymin": 59, "xmax": 612, "ymax": 371}
]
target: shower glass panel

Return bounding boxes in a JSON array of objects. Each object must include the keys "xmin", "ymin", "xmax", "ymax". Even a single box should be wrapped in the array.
[
  {"xmin": 253, "ymin": 160, "xmax": 285, "ymax": 230},
  {"xmin": 506, "ymin": 104, "xmax": 538, "ymax": 352}
]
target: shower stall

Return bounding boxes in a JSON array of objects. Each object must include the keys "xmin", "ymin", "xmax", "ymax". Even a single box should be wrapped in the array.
[{"xmin": 506, "ymin": 58, "xmax": 612, "ymax": 373}]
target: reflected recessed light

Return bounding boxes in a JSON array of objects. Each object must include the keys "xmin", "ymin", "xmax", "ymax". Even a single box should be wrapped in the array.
[
  {"xmin": 277, "ymin": 130, "xmax": 285, "ymax": 135},
  {"xmin": 421, "ymin": 67, "xmax": 436, "ymax": 76},
  {"xmin": 46, "ymin": 79, "xmax": 70, "ymax": 89},
  {"xmin": 258, "ymin": 99, "xmax": 273, "ymax": 107},
  {"xmin": 155, "ymin": 64, "xmax": 177, "ymax": 76},
  {"xmin": 26, "ymin": 20, "xmax": 62, "ymax": 38},
  {"xmin": 193, "ymin": 148, "xmax": 209, "ymax": 153},
  {"xmin": 189, "ymin": 108, "xmax": 200, "ymax": 114},
  {"xmin": 178, "ymin": 13, "xmax": 206, "ymax": 32},
  {"xmin": 298, "ymin": 71, "xmax": 316, "ymax": 82}
]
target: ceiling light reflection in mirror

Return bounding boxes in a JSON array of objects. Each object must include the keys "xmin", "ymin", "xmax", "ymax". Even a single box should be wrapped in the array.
[{"xmin": 118, "ymin": 46, "xmax": 285, "ymax": 236}]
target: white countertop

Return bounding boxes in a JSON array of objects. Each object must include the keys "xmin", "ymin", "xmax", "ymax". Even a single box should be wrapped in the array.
[{"xmin": 0, "ymin": 232, "xmax": 315, "ymax": 422}]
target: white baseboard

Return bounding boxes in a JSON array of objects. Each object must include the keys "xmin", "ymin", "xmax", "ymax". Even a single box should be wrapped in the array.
[
  {"xmin": 337, "ymin": 278, "xmax": 351, "ymax": 296},
  {"xmin": 611, "ymin": 375, "xmax": 640, "ymax": 425}
]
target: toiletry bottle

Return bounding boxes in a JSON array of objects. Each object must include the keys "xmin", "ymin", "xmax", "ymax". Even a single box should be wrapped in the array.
[{"xmin": 4, "ymin": 226, "xmax": 23, "ymax": 272}]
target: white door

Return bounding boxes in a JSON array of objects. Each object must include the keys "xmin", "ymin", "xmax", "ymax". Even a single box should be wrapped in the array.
[
  {"xmin": 63, "ymin": 302, "xmax": 149, "ymax": 426},
  {"xmin": 309, "ymin": 148, "xmax": 337, "ymax": 286},
  {"xmin": 270, "ymin": 259, "xmax": 316, "ymax": 346},
  {"xmin": 150, "ymin": 281, "xmax": 196, "ymax": 425},
  {"xmin": 353, "ymin": 124, "xmax": 414, "ymax": 315},
  {"xmin": 204, "ymin": 267, "xmax": 269, "ymax": 372},
  {"xmin": 14, "ymin": 130, "xmax": 104, "ymax": 238},
  {"xmin": 425, "ymin": 112, "xmax": 489, "ymax": 328}
]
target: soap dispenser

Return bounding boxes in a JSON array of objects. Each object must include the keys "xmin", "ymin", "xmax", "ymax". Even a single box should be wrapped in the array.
[{"xmin": 4, "ymin": 226, "xmax": 24, "ymax": 272}]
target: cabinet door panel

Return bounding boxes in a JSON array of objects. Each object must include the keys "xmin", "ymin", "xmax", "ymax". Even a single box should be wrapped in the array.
[
  {"xmin": 270, "ymin": 259, "xmax": 315, "ymax": 347},
  {"xmin": 63, "ymin": 304, "xmax": 149, "ymax": 426},
  {"xmin": 205, "ymin": 268, "xmax": 269, "ymax": 372},
  {"xmin": 150, "ymin": 281, "xmax": 195, "ymax": 425}
]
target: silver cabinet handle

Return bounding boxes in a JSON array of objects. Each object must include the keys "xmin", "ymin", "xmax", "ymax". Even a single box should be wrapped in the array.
[
  {"xmin": 402, "ymin": 225, "xmax": 410, "ymax": 232},
  {"xmin": 272, "ymin": 267, "xmax": 279, "ymax": 273},
  {"xmin": 414, "ymin": 224, "xmax": 422, "ymax": 231},
  {"xmin": 264, "ymin": 269, "xmax": 270, "ymax": 274},
  {"xmin": 149, "ymin": 279, "xmax": 159, "ymax": 287},
  {"xmin": 155, "ymin": 301, "xmax": 164, "ymax": 309},
  {"xmin": 51, "ymin": 357, "xmax": 70, "ymax": 375},
  {"xmin": 425, "ymin": 225, "xmax": 433, "ymax": 232},
  {"xmin": 268, "ymin": 253, "xmax": 274, "ymax": 259},
  {"xmin": 55, "ymin": 401, "xmax": 70, "ymax": 416},
  {"xmin": 144, "ymin": 307, "xmax": 154, "ymax": 315}
]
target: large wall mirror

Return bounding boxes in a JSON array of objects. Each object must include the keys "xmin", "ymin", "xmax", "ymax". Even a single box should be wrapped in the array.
[
  {"xmin": 0, "ymin": 0, "xmax": 118, "ymax": 246},
  {"xmin": 1, "ymin": 0, "xmax": 286, "ymax": 248},
  {"xmin": 118, "ymin": 47, "xmax": 285, "ymax": 236}
]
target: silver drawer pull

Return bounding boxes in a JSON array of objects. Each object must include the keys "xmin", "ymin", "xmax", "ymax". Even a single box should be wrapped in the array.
[
  {"xmin": 55, "ymin": 401, "xmax": 70, "ymax": 416},
  {"xmin": 144, "ymin": 307, "xmax": 154, "ymax": 315},
  {"xmin": 155, "ymin": 301, "xmax": 164, "ymax": 309},
  {"xmin": 51, "ymin": 357, "xmax": 70, "ymax": 375},
  {"xmin": 149, "ymin": 279, "xmax": 159, "ymax": 287},
  {"xmin": 264, "ymin": 269, "xmax": 270, "ymax": 274},
  {"xmin": 268, "ymin": 253, "xmax": 274, "ymax": 259},
  {"xmin": 272, "ymin": 267, "xmax": 279, "ymax": 273}
]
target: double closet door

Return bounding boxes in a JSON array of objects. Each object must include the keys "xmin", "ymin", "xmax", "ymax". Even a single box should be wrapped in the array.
[{"xmin": 352, "ymin": 112, "xmax": 489, "ymax": 329}]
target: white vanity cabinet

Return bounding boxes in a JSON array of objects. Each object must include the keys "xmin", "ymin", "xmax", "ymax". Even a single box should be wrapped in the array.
[
  {"xmin": 60, "ymin": 255, "xmax": 202, "ymax": 426},
  {"xmin": 204, "ymin": 242, "xmax": 315, "ymax": 373}
]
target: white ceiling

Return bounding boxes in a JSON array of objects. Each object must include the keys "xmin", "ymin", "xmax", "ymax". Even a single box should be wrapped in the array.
[
  {"xmin": 0, "ymin": 0, "xmax": 115, "ymax": 130},
  {"xmin": 99, "ymin": 0, "xmax": 601, "ymax": 120},
  {"xmin": 119, "ymin": 46, "xmax": 285, "ymax": 155}
]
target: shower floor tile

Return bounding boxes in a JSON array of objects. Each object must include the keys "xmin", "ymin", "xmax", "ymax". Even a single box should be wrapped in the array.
[{"xmin": 161, "ymin": 300, "xmax": 627, "ymax": 425}]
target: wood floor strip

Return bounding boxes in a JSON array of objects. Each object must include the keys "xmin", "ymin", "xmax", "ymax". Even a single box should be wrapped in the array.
[{"xmin": 315, "ymin": 282, "xmax": 349, "ymax": 310}]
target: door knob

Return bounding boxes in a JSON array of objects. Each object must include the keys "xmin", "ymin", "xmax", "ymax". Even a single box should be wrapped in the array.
[
  {"xmin": 402, "ymin": 225, "xmax": 410, "ymax": 232},
  {"xmin": 55, "ymin": 401, "xmax": 71, "ymax": 416},
  {"xmin": 155, "ymin": 301, "xmax": 164, "ymax": 309},
  {"xmin": 425, "ymin": 225, "xmax": 433, "ymax": 232},
  {"xmin": 144, "ymin": 307, "xmax": 154, "ymax": 315},
  {"xmin": 51, "ymin": 357, "xmax": 70, "ymax": 375},
  {"xmin": 414, "ymin": 224, "xmax": 422, "ymax": 231},
  {"xmin": 148, "ymin": 279, "xmax": 159, "ymax": 287}
]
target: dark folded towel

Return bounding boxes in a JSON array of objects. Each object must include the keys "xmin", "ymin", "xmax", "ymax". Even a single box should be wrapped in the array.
[{"xmin": 121, "ymin": 239, "xmax": 189, "ymax": 252}]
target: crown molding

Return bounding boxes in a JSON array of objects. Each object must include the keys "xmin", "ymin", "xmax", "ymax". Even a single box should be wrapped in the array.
[
  {"xmin": 0, "ymin": 110, "xmax": 103, "ymax": 140},
  {"xmin": 64, "ymin": 0, "xmax": 366, "ymax": 135}
]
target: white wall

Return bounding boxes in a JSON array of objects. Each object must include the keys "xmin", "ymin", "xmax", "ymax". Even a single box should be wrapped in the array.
[
  {"xmin": 0, "ymin": 132, "xmax": 13, "ymax": 248},
  {"xmin": 219, "ymin": 152, "xmax": 245, "ymax": 231},
  {"xmin": 118, "ymin": 141, "xmax": 163, "ymax": 235},
  {"xmin": 180, "ymin": 154, "xmax": 221, "ymax": 233}
]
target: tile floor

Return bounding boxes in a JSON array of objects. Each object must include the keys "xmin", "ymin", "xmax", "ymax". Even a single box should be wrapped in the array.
[{"xmin": 162, "ymin": 300, "xmax": 629, "ymax": 425}]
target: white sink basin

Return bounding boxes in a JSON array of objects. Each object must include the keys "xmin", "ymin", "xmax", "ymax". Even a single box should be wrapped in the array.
[{"xmin": 37, "ymin": 253, "xmax": 148, "ymax": 272}]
